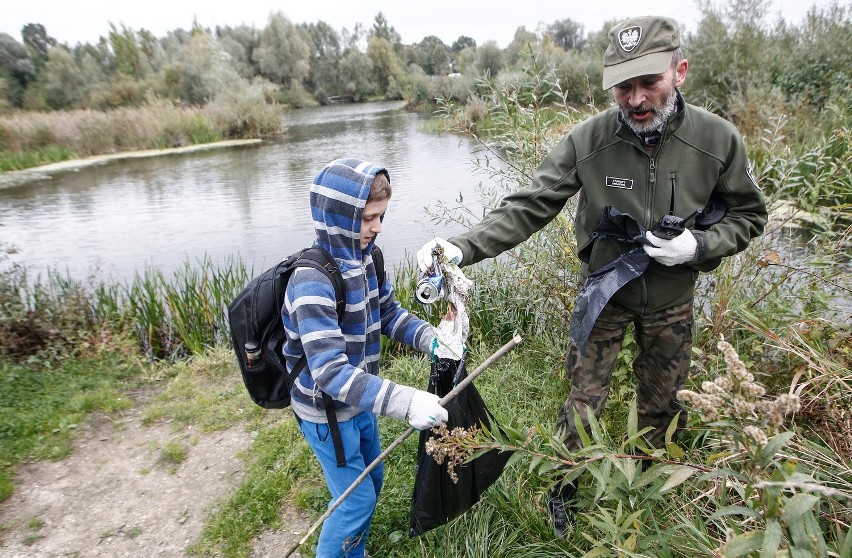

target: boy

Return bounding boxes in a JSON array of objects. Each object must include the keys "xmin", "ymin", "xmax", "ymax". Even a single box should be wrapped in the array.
[{"xmin": 281, "ymin": 158, "xmax": 447, "ymax": 557}]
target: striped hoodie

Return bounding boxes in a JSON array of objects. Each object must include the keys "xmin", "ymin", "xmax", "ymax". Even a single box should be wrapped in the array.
[{"xmin": 281, "ymin": 158, "xmax": 434, "ymax": 424}]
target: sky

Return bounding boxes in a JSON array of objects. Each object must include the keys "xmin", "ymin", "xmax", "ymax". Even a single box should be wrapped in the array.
[{"xmin": 2, "ymin": 0, "xmax": 840, "ymax": 48}]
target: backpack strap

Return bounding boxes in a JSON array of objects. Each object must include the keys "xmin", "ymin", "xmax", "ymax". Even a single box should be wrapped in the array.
[
  {"xmin": 372, "ymin": 245, "xmax": 386, "ymax": 290},
  {"xmin": 289, "ymin": 247, "xmax": 348, "ymax": 467},
  {"xmin": 295, "ymin": 247, "xmax": 346, "ymax": 318}
]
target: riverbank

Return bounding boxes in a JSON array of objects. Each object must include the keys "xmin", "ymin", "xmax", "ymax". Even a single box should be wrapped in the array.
[{"xmin": 0, "ymin": 139, "xmax": 263, "ymax": 190}]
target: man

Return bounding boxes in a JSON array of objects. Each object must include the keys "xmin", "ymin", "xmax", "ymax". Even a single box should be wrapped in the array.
[{"xmin": 416, "ymin": 15, "xmax": 767, "ymax": 536}]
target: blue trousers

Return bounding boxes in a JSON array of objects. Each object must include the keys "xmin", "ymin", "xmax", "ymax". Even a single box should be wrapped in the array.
[{"xmin": 299, "ymin": 411, "xmax": 384, "ymax": 558}]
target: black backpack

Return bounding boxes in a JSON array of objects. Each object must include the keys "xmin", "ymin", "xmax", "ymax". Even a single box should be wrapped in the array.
[{"xmin": 227, "ymin": 246, "xmax": 385, "ymax": 466}]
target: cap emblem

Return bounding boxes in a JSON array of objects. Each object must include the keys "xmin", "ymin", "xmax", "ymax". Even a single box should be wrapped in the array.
[{"xmin": 618, "ymin": 26, "xmax": 642, "ymax": 52}]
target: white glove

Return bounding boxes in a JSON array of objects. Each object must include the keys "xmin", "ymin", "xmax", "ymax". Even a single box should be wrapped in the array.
[
  {"xmin": 416, "ymin": 238, "xmax": 463, "ymax": 271},
  {"xmin": 407, "ymin": 390, "xmax": 448, "ymax": 430},
  {"xmin": 643, "ymin": 229, "xmax": 698, "ymax": 266}
]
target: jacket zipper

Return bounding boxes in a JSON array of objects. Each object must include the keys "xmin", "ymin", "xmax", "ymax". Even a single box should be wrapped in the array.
[
  {"xmin": 646, "ymin": 158, "xmax": 657, "ymax": 228},
  {"xmin": 640, "ymin": 157, "xmax": 658, "ymax": 312}
]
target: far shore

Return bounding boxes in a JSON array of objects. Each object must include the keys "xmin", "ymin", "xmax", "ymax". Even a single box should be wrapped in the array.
[{"xmin": 0, "ymin": 139, "xmax": 263, "ymax": 190}]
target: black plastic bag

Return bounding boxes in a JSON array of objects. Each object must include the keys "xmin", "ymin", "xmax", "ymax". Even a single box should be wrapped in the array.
[{"xmin": 409, "ymin": 357, "xmax": 512, "ymax": 536}]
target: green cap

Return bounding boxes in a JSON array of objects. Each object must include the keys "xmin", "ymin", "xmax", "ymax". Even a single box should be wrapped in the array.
[{"xmin": 602, "ymin": 15, "xmax": 681, "ymax": 90}]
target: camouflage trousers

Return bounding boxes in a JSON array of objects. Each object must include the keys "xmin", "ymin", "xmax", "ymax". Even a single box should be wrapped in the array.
[{"xmin": 556, "ymin": 298, "xmax": 693, "ymax": 450}]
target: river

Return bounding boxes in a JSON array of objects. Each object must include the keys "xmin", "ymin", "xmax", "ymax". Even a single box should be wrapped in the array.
[{"xmin": 0, "ymin": 101, "xmax": 494, "ymax": 282}]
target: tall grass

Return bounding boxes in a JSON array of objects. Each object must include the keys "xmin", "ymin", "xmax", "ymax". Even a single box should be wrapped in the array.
[
  {"xmin": 99, "ymin": 255, "xmax": 252, "ymax": 360},
  {"xmin": 0, "ymin": 95, "xmax": 283, "ymax": 171}
]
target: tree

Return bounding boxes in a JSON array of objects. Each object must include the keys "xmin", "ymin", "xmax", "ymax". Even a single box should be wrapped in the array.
[
  {"xmin": 430, "ymin": 43, "xmax": 451, "ymax": 76},
  {"xmin": 253, "ymin": 12, "xmax": 310, "ymax": 87},
  {"xmin": 107, "ymin": 23, "xmax": 151, "ymax": 78},
  {"xmin": 216, "ymin": 24, "xmax": 261, "ymax": 78},
  {"xmin": 21, "ymin": 23, "xmax": 56, "ymax": 70},
  {"xmin": 370, "ymin": 12, "xmax": 401, "ymax": 47},
  {"xmin": 300, "ymin": 21, "xmax": 342, "ymax": 96},
  {"xmin": 451, "ymin": 36, "xmax": 476, "ymax": 52},
  {"xmin": 367, "ymin": 35, "xmax": 402, "ymax": 92},
  {"xmin": 506, "ymin": 26, "xmax": 538, "ymax": 66},
  {"xmin": 137, "ymin": 28, "xmax": 166, "ymax": 73},
  {"xmin": 546, "ymin": 18, "xmax": 586, "ymax": 51},
  {"xmin": 415, "ymin": 35, "xmax": 446, "ymax": 74},
  {"xmin": 0, "ymin": 33, "xmax": 36, "ymax": 107},
  {"xmin": 455, "ymin": 46, "xmax": 477, "ymax": 75},
  {"xmin": 161, "ymin": 31, "xmax": 247, "ymax": 105},
  {"xmin": 42, "ymin": 46, "xmax": 86, "ymax": 108},
  {"xmin": 474, "ymin": 41, "xmax": 503, "ymax": 76},
  {"xmin": 687, "ymin": 0, "xmax": 772, "ymax": 115},
  {"xmin": 338, "ymin": 49, "xmax": 374, "ymax": 100},
  {"xmin": 341, "ymin": 22, "xmax": 366, "ymax": 53}
]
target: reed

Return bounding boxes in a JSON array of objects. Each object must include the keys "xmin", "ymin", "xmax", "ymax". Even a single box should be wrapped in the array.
[
  {"xmin": 0, "ymin": 98, "xmax": 283, "ymax": 171},
  {"xmin": 92, "ymin": 255, "xmax": 252, "ymax": 360}
]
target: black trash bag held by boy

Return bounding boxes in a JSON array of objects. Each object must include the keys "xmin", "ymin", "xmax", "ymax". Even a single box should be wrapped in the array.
[{"xmin": 409, "ymin": 354, "xmax": 512, "ymax": 536}]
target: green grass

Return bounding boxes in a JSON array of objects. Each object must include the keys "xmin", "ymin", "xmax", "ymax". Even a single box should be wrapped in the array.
[
  {"xmin": 158, "ymin": 440, "xmax": 189, "ymax": 467},
  {"xmin": 0, "ymin": 146, "xmax": 77, "ymax": 171},
  {"xmin": 141, "ymin": 346, "xmax": 264, "ymax": 432},
  {"xmin": 0, "ymin": 348, "xmax": 143, "ymax": 502}
]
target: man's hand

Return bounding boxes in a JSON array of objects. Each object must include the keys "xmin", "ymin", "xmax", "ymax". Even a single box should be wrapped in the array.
[
  {"xmin": 416, "ymin": 238, "xmax": 463, "ymax": 271},
  {"xmin": 407, "ymin": 390, "xmax": 448, "ymax": 430},
  {"xmin": 643, "ymin": 229, "xmax": 698, "ymax": 266}
]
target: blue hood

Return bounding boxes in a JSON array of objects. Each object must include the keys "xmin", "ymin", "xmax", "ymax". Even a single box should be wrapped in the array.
[{"xmin": 310, "ymin": 158, "xmax": 388, "ymax": 266}]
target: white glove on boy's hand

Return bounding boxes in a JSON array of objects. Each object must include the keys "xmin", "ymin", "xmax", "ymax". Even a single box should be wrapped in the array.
[
  {"xmin": 407, "ymin": 389, "xmax": 448, "ymax": 430},
  {"xmin": 416, "ymin": 238, "xmax": 463, "ymax": 271},
  {"xmin": 643, "ymin": 229, "xmax": 698, "ymax": 266}
]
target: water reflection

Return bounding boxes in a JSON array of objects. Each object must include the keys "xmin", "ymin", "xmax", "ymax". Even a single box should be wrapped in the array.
[{"xmin": 0, "ymin": 101, "xmax": 491, "ymax": 281}]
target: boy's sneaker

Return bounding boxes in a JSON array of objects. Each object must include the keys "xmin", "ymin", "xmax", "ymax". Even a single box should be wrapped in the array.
[{"xmin": 547, "ymin": 482, "xmax": 578, "ymax": 539}]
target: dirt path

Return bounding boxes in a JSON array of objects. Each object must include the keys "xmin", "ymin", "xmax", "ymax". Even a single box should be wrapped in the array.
[{"xmin": 0, "ymin": 408, "xmax": 310, "ymax": 557}]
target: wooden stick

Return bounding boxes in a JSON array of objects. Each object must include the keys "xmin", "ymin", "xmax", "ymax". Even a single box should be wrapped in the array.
[{"xmin": 283, "ymin": 333, "xmax": 523, "ymax": 557}]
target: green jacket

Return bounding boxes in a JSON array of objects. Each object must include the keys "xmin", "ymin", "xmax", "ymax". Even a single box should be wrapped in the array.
[{"xmin": 451, "ymin": 96, "xmax": 767, "ymax": 313}]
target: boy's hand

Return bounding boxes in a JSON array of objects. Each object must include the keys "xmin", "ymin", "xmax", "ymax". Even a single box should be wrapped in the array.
[
  {"xmin": 407, "ymin": 390, "xmax": 448, "ymax": 430},
  {"xmin": 416, "ymin": 238, "xmax": 463, "ymax": 271}
]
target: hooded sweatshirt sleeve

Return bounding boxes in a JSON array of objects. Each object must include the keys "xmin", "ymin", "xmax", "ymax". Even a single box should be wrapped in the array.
[
  {"xmin": 284, "ymin": 267, "xmax": 415, "ymax": 421},
  {"xmin": 376, "ymin": 273, "xmax": 434, "ymax": 354}
]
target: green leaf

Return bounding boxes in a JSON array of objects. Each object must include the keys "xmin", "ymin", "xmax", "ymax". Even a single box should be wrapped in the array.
[
  {"xmin": 664, "ymin": 412, "xmax": 679, "ymax": 446},
  {"xmin": 659, "ymin": 465, "xmax": 696, "ymax": 493},
  {"xmin": 759, "ymin": 519, "xmax": 782, "ymax": 558},
  {"xmin": 581, "ymin": 547, "xmax": 612, "ymax": 557},
  {"xmin": 709, "ymin": 505, "xmax": 762, "ymax": 522},
  {"xmin": 760, "ymin": 431, "xmax": 796, "ymax": 460},
  {"xmin": 665, "ymin": 441, "xmax": 685, "ymax": 460},
  {"xmin": 627, "ymin": 398, "xmax": 638, "ymax": 440},
  {"xmin": 637, "ymin": 463, "xmax": 669, "ymax": 489},
  {"xmin": 505, "ymin": 451, "xmax": 525, "ymax": 469},
  {"xmin": 840, "ymin": 524, "xmax": 852, "ymax": 558},
  {"xmin": 721, "ymin": 530, "xmax": 765, "ymax": 557},
  {"xmin": 706, "ymin": 450, "xmax": 732, "ymax": 466},
  {"xmin": 788, "ymin": 546, "xmax": 816, "ymax": 558},
  {"xmin": 573, "ymin": 408, "xmax": 593, "ymax": 448},
  {"xmin": 782, "ymin": 493, "xmax": 819, "ymax": 520}
]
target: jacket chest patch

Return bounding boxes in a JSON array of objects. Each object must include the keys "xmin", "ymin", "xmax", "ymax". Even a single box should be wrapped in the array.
[{"xmin": 606, "ymin": 176, "xmax": 634, "ymax": 189}]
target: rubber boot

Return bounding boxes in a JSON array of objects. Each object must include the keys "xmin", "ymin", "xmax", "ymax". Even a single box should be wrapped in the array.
[{"xmin": 547, "ymin": 481, "xmax": 578, "ymax": 539}]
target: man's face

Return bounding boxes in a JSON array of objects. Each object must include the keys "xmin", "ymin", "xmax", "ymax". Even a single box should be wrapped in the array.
[
  {"xmin": 360, "ymin": 197, "xmax": 389, "ymax": 250},
  {"xmin": 612, "ymin": 59, "xmax": 687, "ymax": 135}
]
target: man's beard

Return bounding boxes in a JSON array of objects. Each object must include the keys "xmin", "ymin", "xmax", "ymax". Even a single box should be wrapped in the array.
[{"xmin": 619, "ymin": 86, "xmax": 678, "ymax": 136}]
